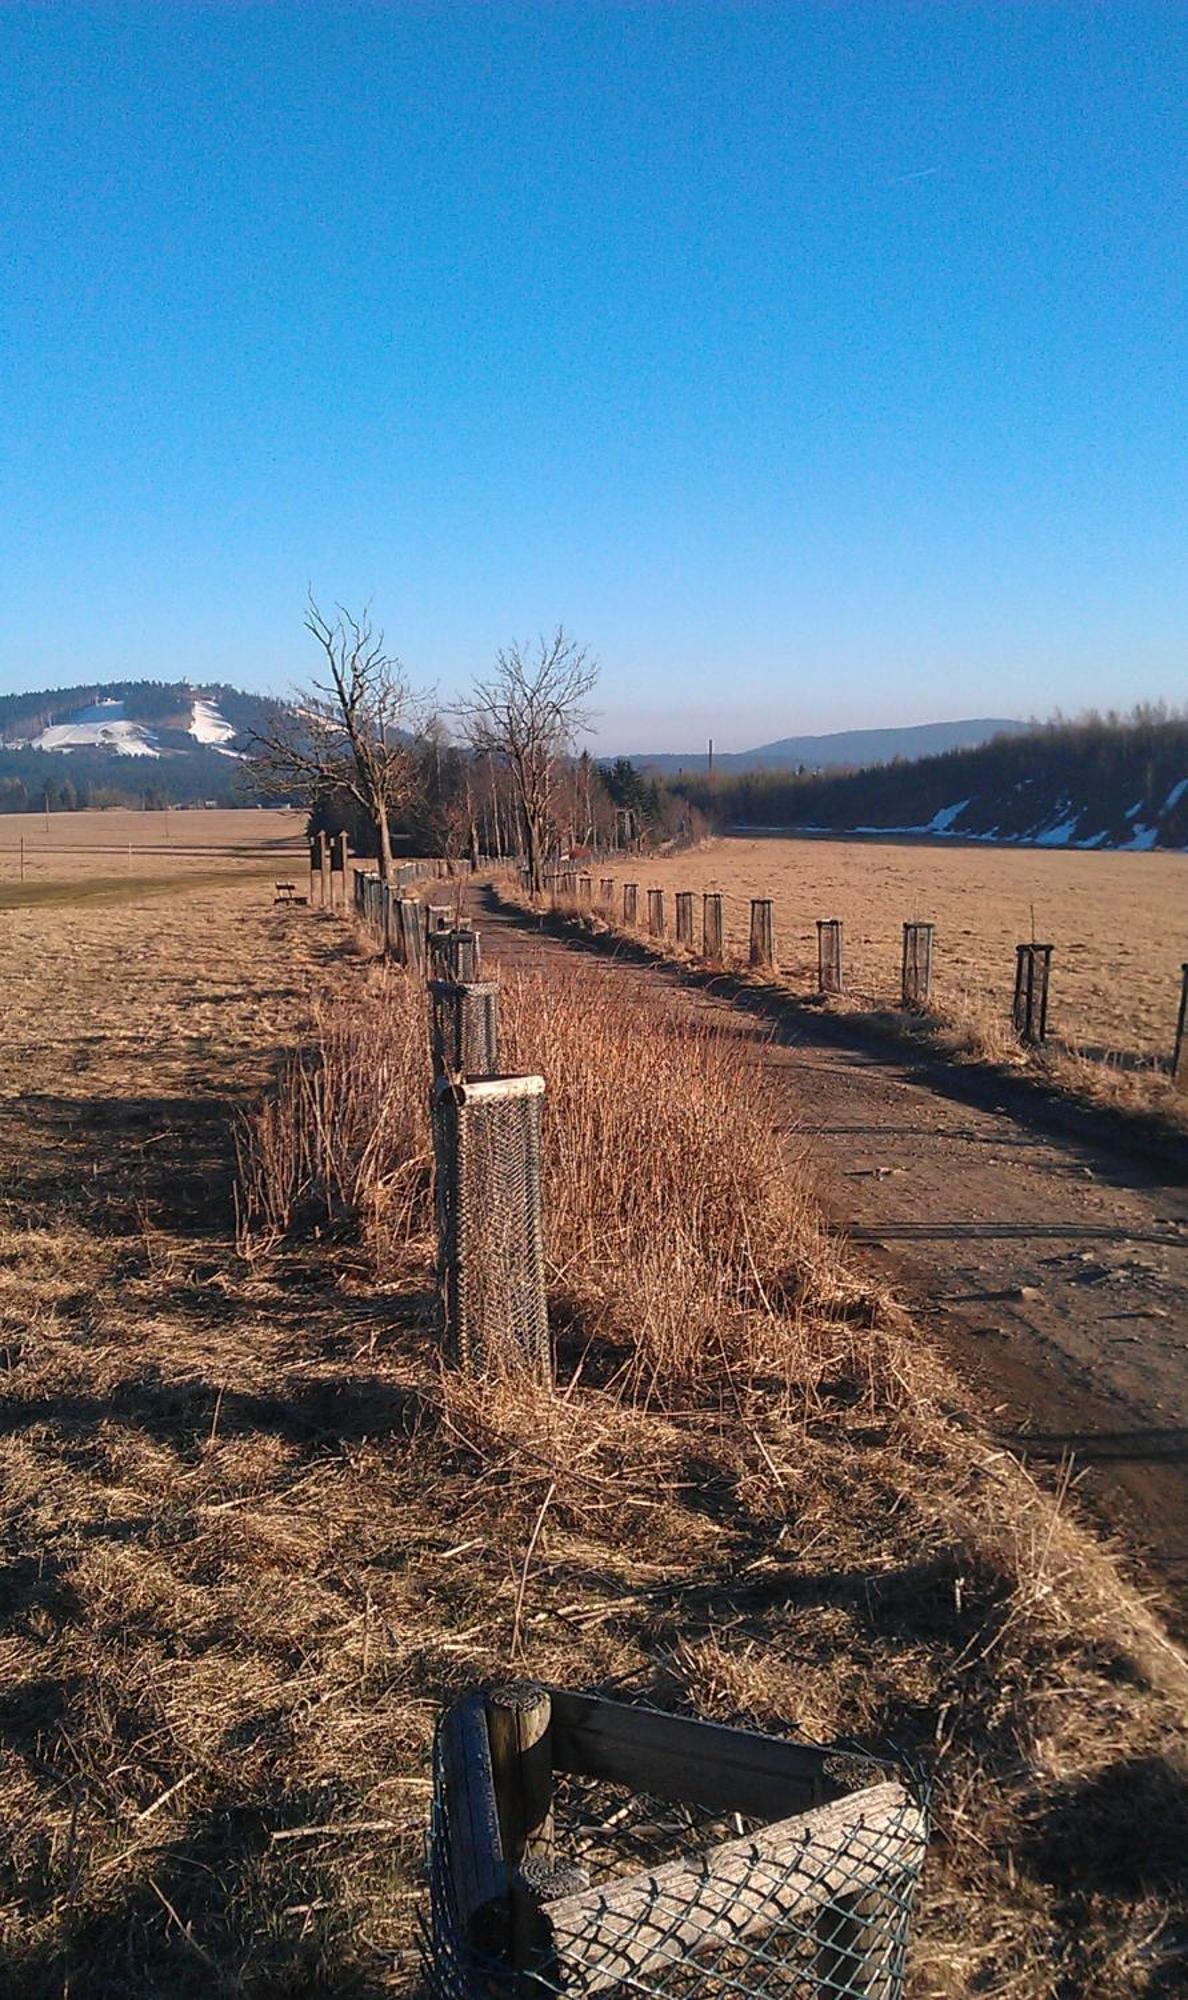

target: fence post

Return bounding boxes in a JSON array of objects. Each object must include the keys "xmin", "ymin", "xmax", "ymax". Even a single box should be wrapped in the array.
[
  {"xmin": 623, "ymin": 883, "xmax": 639, "ymax": 925},
  {"xmin": 398, "ymin": 897, "xmax": 426, "ymax": 973},
  {"xmin": 430, "ymin": 980, "xmax": 500, "ymax": 1080},
  {"xmin": 1174, "ymin": 964, "xmax": 1188, "ymax": 1092},
  {"xmin": 309, "ymin": 839, "xmax": 320, "ymax": 906},
  {"xmin": 1013, "ymin": 943, "xmax": 1053, "ymax": 1044},
  {"xmin": 749, "ymin": 899, "xmax": 774, "ymax": 968},
  {"xmin": 817, "ymin": 919, "xmax": 844, "ymax": 995},
  {"xmin": 319, "ymin": 831, "xmax": 331, "ymax": 907},
  {"xmin": 702, "ymin": 893, "xmax": 724, "ymax": 962},
  {"xmin": 647, "ymin": 888, "xmax": 665, "ymax": 937},
  {"xmin": 429, "ymin": 928, "xmax": 482, "ymax": 982},
  {"xmin": 901, "ymin": 922, "xmax": 934, "ymax": 1008},
  {"xmin": 335, "ymin": 832, "xmax": 351, "ymax": 910},
  {"xmin": 432, "ymin": 1073, "xmax": 550, "ymax": 1383},
  {"xmin": 599, "ymin": 877, "xmax": 614, "ymax": 905},
  {"xmin": 579, "ymin": 875, "xmax": 592, "ymax": 903},
  {"xmin": 675, "ymin": 891, "xmax": 694, "ymax": 946}
]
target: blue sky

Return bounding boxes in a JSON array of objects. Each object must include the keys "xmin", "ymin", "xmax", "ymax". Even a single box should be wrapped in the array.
[{"xmin": 1, "ymin": 3, "xmax": 1184, "ymax": 750}]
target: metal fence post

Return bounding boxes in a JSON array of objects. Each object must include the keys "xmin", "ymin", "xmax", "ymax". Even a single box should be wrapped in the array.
[
  {"xmin": 901, "ymin": 923, "xmax": 934, "ymax": 1008},
  {"xmin": 749, "ymin": 899, "xmax": 774, "ymax": 968},
  {"xmin": 432, "ymin": 1074, "xmax": 550, "ymax": 1383},
  {"xmin": 675, "ymin": 891, "xmax": 694, "ymax": 946},
  {"xmin": 1013, "ymin": 943, "xmax": 1053, "ymax": 1044},
  {"xmin": 818, "ymin": 919, "xmax": 844, "ymax": 995}
]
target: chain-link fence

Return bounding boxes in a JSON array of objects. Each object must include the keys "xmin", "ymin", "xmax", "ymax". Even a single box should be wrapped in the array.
[
  {"xmin": 423, "ymin": 1687, "xmax": 926, "ymax": 2000},
  {"xmin": 432, "ymin": 1074, "xmax": 550, "ymax": 1380}
]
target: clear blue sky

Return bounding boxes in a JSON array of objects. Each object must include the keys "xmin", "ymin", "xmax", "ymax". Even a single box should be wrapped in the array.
[{"xmin": 2, "ymin": 3, "xmax": 1183, "ymax": 750}]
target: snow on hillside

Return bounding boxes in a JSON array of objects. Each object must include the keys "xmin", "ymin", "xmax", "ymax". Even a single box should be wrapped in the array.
[
  {"xmin": 31, "ymin": 699, "xmax": 160, "ymax": 758},
  {"xmin": 189, "ymin": 697, "xmax": 241, "ymax": 755}
]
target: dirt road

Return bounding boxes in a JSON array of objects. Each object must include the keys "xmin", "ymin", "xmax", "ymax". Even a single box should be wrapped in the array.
[{"xmin": 477, "ymin": 892, "xmax": 1188, "ymax": 1629}]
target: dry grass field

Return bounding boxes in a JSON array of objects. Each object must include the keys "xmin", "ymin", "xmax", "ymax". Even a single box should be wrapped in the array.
[
  {"xmin": 0, "ymin": 808, "xmax": 304, "ymax": 896},
  {"xmin": 0, "ymin": 869, "xmax": 1185, "ymax": 1995},
  {"xmin": 594, "ymin": 834, "xmax": 1187, "ymax": 1070}
]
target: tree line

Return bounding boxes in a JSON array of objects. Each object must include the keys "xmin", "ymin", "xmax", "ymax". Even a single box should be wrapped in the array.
[{"xmin": 249, "ymin": 600, "xmax": 693, "ymax": 888}]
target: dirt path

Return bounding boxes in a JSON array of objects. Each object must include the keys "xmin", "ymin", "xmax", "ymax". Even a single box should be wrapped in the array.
[{"xmin": 476, "ymin": 892, "xmax": 1188, "ymax": 1627}]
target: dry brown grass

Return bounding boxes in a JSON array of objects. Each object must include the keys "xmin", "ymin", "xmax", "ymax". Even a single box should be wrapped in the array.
[
  {"xmin": 0, "ymin": 807, "xmax": 303, "ymax": 895},
  {"xmin": 1, "ymin": 883, "xmax": 1185, "ymax": 1997},
  {"xmin": 551, "ymin": 838, "xmax": 1188, "ymax": 1127}
]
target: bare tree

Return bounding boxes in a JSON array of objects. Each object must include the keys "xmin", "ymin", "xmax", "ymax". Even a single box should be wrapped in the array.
[
  {"xmin": 455, "ymin": 629, "xmax": 598, "ymax": 894},
  {"xmin": 249, "ymin": 598, "xmax": 428, "ymax": 883}
]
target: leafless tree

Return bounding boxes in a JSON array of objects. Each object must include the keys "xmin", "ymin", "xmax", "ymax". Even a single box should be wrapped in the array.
[
  {"xmin": 249, "ymin": 598, "xmax": 429, "ymax": 882},
  {"xmin": 455, "ymin": 629, "xmax": 598, "ymax": 894}
]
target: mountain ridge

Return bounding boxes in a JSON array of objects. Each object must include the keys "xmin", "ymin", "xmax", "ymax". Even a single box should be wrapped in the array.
[{"xmin": 618, "ymin": 717, "xmax": 1027, "ymax": 774}]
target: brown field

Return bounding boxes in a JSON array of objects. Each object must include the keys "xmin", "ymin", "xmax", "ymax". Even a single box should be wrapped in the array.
[
  {"xmin": 0, "ymin": 867, "xmax": 1185, "ymax": 1994},
  {"xmin": 0, "ymin": 807, "xmax": 304, "ymax": 895},
  {"xmin": 600, "ymin": 835, "xmax": 1188, "ymax": 1065}
]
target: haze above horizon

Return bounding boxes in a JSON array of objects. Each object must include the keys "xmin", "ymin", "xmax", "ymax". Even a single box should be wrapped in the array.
[{"xmin": 2, "ymin": 4, "xmax": 1183, "ymax": 752}]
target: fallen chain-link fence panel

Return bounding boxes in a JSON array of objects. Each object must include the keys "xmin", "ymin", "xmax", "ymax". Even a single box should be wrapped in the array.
[{"xmin": 423, "ymin": 1687, "xmax": 927, "ymax": 2000}]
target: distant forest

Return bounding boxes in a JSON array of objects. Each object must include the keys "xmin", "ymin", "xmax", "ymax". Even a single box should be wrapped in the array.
[{"xmin": 669, "ymin": 710, "xmax": 1188, "ymax": 850}]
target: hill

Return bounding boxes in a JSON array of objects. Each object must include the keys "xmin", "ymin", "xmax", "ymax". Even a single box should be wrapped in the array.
[
  {"xmin": 0, "ymin": 680, "xmax": 282, "ymax": 809},
  {"xmin": 669, "ymin": 711, "xmax": 1188, "ymax": 851},
  {"xmin": 624, "ymin": 717, "xmax": 1027, "ymax": 774}
]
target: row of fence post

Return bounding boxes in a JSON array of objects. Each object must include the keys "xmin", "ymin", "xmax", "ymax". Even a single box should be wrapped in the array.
[
  {"xmin": 543, "ymin": 874, "xmax": 1188, "ymax": 1074},
  {"xmin": 339, "ymin": 863, "xmax": 553, "ymax": 1383}
]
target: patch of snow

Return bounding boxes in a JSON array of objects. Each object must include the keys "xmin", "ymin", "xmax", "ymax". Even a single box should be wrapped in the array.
[
  {"xmin": 924, "ymin": 798, "xmax": 971, "ymax": 834},
  {"xmin": 1120, "ymin": 823, "xmax": 1158, "ymax": 852},
  {"xmin": 1161, "ymin": 776, "xmax": 1188, "ymax": 814},
  {"xmin": 1033, "ymin": 817, "xmax": 1079, "ymax": 847},
  {"xmin": 1125, "ymin": 799, "xmax": 1144, "ymax": 820},
  {"xmin": 32, "ymin": 698, "xmax": 160, "ymax": 757},
  {"xmin": 190, "ymin": 697, "xmax": 241, "ymax": 755},
  {"xmin": 1075, "ymin": 830, "xmax": 1110, "ymax": 849}
]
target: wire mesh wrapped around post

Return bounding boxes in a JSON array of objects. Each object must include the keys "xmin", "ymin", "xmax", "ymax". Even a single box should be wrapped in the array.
[
  {"xmin": 817, "ymin": 920, "xmax": 844, "ymax": 996},
  {"xmin": 1013, "ymin": 943, "xmax": 1053, "ymax": 1044},
  {"xmin": 432, "ymin": 1075, "xmax": 550, "ymax": 1382},
  {"xmin": 750, "ymin": 899, "xmax": 774, "ymax": 968},
  {"xmin": 900, "ymin": 924, "xmax": 934, "ymax": 1008},
  {"xmin": 430, "ymin": 981, "xmax": 501, "ymax": 1081},
  {"xmin": 429, "ymin": 928, "xmax": 483, "ymax": 982},
  {"xmin": 423, "ymin": 1686, "xmax": 927, "ymax": 2000}
]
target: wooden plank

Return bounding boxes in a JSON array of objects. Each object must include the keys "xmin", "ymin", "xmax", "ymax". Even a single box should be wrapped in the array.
[
  {"xmin": 548, "ymin": 1691, "xmax": 840, "ymax": 1819},
  {"xmin": 440, "ymin": 1692, "xmax": 511, "ymax": 1956},
  {"xmin": 536, "ymin": 1781, "xmax": 923, "ymax": 1996}
]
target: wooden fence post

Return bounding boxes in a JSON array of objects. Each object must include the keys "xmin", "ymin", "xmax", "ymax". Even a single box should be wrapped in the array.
[
  {"xmin": 901, "ymin": 922, "xmax": 934, "ymax": 1008},
  {"xmin": 817, "ymin": 919, "xmax": 844, "ymax": 995},
  {"xmin": 309, "ymin": 839, "xmax": 319, "ymax": 905},
  {"xmin": 429, "ymin": 980, "xmax": 500, "ymax": 1080},
  {"xmin": 1013, "ymin": 943, "xmax": 1053, "ymax": 1044},
  {"xmin": 703, "ymin": 892, "xmax": 724, "ymax": 962},
  {"xmin": 579, "ymin": 875, "xmax": 592, "ymax": 903},
  {"xmin": 675, "ymin": 891, "xmax": 694, "ymax": 946},
  {"xmin": 749, "ymin": 899, "xmax": 774, "ymax": 968},
  {"xmin": 647, "ymin": 888, "xmax": 665, "ymax": 937},
  {"xmin": 1174, "ymin": 964, "xmax": 1188, "ymax": 1092},
  {"xmin": 599, "ymin": 877, "xmax": 614, "ymax": 904},
  {"xmin": 318, "ymin": 831, "xmax": 331, "ymax": 907},
  {"xmin": 623, "ymin": 883, "xmax": 639, "ymax": 925}
]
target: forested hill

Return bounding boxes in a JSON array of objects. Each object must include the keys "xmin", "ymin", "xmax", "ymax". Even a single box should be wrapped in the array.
[
  {"xmin": 0, "ymin": 680, "xmax": 283, "ymax": 809},
  {"xmin": 670, "ymin": 713, "xmax": 1188, "ymax": 852}
]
